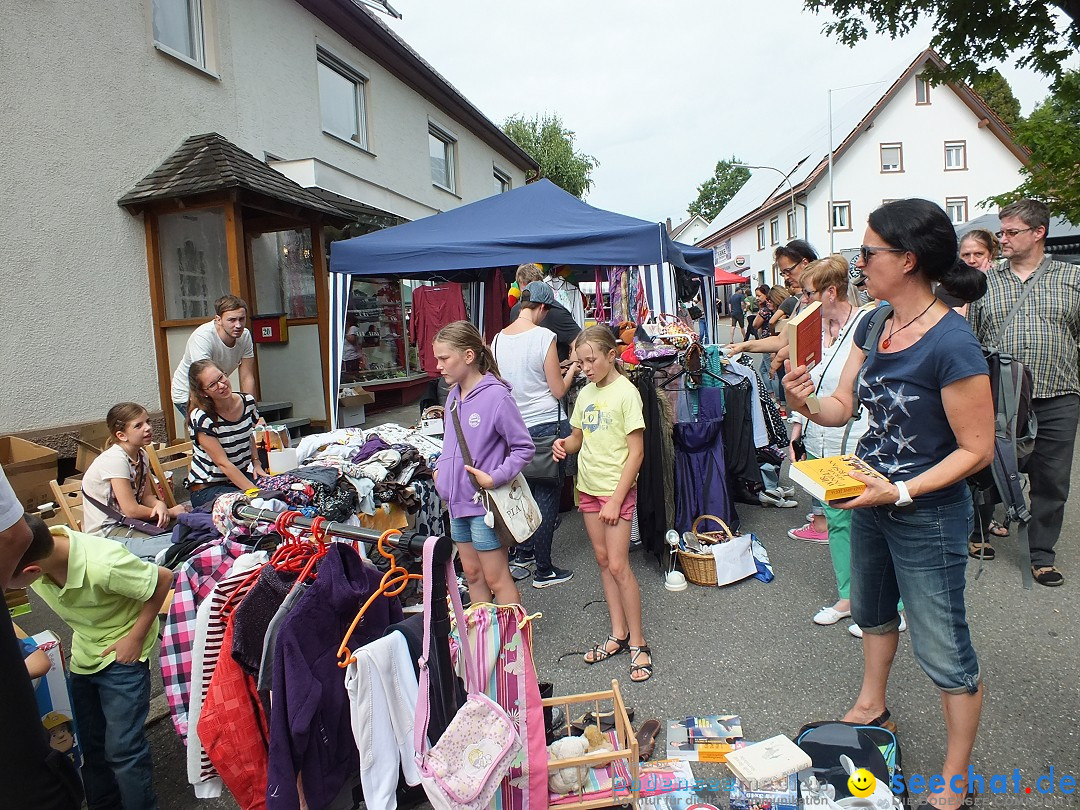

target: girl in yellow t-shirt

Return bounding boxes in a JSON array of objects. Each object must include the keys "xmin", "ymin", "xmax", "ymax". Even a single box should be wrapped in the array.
[{"xmin": 553, "ymin": 326, "xmax": 652, "ymax": 682}]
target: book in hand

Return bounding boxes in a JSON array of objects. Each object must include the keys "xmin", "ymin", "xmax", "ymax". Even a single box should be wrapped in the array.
[
  {"xmin": 785, "ymin": 300, "xmax": 822, "ymax": 413},
  {"xmin": 788, "ymin": 454, "xmax": 890, "ymax": 503},
  {"xmin": 723, "ymin": 734, "xmax": 811, "ymax": 790}
]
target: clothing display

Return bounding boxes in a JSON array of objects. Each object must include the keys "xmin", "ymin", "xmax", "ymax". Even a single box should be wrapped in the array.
[
  {"xmin": 673, "ymin": 387, "xmax": 738, "ymax": 532},
  {"xmin": 410, "ymin": 282, "xmax": 467, "ymax": 377}
]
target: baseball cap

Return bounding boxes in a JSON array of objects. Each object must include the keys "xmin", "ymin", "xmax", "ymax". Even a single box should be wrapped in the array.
[{"xmin": 523, "ymin": 281, "xmax": 556, "ymax": 306}]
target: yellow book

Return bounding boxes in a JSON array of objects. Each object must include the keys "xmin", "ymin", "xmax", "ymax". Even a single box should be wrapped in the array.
[{"xmin": 788, "ymin": 454, "xmax": 889, "ymax": 502}]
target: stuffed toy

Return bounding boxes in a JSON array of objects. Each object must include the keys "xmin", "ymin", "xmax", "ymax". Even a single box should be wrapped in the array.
[
  {"xmin": 582, "ymin": 724, "xmax": 613, "ymax": 753},
  {"xmin": 507, "ymin": 281, "xmax": 521, "ymax": 308},
  {"xmin": 547, "ymin": 736, "xmax": 589, "ymax": 794}
]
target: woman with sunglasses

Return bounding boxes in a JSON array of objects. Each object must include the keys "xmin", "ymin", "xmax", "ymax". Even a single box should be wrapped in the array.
[
  {"xmin": 784, "ymin": 199, "xmax": 992, "ymax": 809},
  {"xmin": 186, "ymin": 358, "xmax": 266, "ymax": 508}
]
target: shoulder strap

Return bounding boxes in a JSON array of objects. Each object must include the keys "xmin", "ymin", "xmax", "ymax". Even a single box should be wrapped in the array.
[
  {"xmin": 990, "ymin": 258, "xmax": 1052, "ymax": 348},
  {"xmin": 414, "ymin": 535, "xmax": 472, "ymax": 759},
  {"xmin": 449, "ymin": 399, "xmax": 484, "ymax": 495}
]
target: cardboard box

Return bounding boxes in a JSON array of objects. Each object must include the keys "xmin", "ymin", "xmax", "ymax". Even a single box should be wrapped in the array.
[
  {"xmin": 75, "ymin": 422, "xmax": 112, "ymax": 472},
  {"xmin": 28, "ymin": 632, "xmax": 84, "ymax": 773},
  {"xmin": 339, "ymin": 386, "xmax": 375, "ymax": 408},
  {"xmin": 0, "ymin": 436, "xmax": 59, "ymax": 510},
  {"xmin": 340, "ymin": 403, "xmax": 366, "ymax": 428}
]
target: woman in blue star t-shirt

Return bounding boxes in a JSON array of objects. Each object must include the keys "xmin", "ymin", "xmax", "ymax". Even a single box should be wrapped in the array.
[{"xmin": 784, "ymin": 199, "xmax": 992, "ymax": 809}]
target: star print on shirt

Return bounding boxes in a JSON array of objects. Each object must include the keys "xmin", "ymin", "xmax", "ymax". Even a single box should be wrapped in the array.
[
  {"xmin": 892, "ymin": 426, "xmax": 918, "ymax": 454},
  {"xmin": 887, "ymin": 383, "xmax": 920, "ymax": 417}
]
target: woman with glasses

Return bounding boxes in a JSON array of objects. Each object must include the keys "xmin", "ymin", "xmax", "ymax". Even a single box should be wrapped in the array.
[
  {"xmin": 784, "ymin": 199, "xmax": 992, "ymax": 809},
  {"xmin": 186, "ymin": 359, "xmax": 266, "ymax": 508}
]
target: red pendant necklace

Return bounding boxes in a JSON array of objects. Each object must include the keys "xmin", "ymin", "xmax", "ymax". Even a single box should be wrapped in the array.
[{"xmin": 881, "ymin": 299, "xmax": 938, "ymax": 349}]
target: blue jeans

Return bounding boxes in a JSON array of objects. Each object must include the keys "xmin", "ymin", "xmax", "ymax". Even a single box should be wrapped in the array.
[
  {"xmin": 850, "ymin": 497, "xmax": 979, "ymax": 694},
  {"xmin": 189, "ymin": 483, "xmax": 240, "ymax": 509},
  {"xmin": 518, "ymin": 421, "xmax": 566, "ymax": 574},
  {"xmin": 70, "ymin": 661, "xmax": 157, "ymax": 810}
]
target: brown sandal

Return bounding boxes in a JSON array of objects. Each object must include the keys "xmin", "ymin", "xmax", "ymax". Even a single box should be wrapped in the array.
[{"xmin": 635, "ymin": 718, "xmax": 661, "ymax": 761}]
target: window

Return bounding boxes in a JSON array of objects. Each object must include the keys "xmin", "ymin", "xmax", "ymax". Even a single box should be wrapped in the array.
[
  {"xmin": 756, "ymin": 223, "xmax": 766, "ymax": 250},
  {"xmin": 152, "ymin": 0, "xmax": 206, "ymax": 67},
  {"xmin": 945, "ymin": 197, "xmax": 968, "ymax": 225},
  {"xmin": 251, "ymin": 229, "xmax": 317, "ymax": 319},
  {"xmin": 880, "ymin": 143, "xmax": 903, "ymax": 173},
  {"xmin": 494, "ymin": 168, "xmax": 511, "ymax": 194},
  {"xmin": 786, "ymin": 208, "xmax": 797, "ymax": 239},
  {"xmin": 916, "ymin": 75, "xmax": 931, "ymax": 105},
  {"xmin": 945, "ymin": 140, "xmax": 967, "ymax": 170},
  {"xmin": 769, "ymin": 217, "xmax": 780, "ymax": 246},
  {"xmin": 158, "ymin": 208, "xmax": 229, "ymax": 320},
  {"xmin": 429, "ymin": 125, "xmax": 456, "ymax": 192},
  {"xmin": 830, "ymin": 202, "xmax": 852, "ymax": 232},
  {"xmin": 317, "ymin": 52, "xmax": 368, "ymax": 150}
]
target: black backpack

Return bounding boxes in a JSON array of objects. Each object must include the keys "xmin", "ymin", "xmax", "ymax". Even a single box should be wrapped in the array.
[
  {"xmin": 859, "ymin": 302, "xmax": 1038, "ymax": 587},
  {"xmin": 796, "ymin": 720, "xmax": 907, "ymax": 807}
]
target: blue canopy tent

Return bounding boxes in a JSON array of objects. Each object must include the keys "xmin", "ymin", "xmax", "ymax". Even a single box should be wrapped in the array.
[{"xmin": 327, "ymin": 180, "xmax": 716, "ymax": 425}]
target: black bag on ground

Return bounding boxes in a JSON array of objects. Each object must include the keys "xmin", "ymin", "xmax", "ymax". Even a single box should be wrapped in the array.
[{"xmin": 796, "ymin": 720, "xmax": 907, "ymax": 807}]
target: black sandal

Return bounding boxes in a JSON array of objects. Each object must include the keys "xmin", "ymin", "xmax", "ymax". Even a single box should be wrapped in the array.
[
  {"xmin": 629, "ymin": 645, "xmax": 653, "ymax": 682},
  {"xmin": 583, "ymin": 634, "xmax": 630, "ymax": 664},
  {"xmin": 968, "ymin": 540, "xmax": 996, "ymax": 560}
]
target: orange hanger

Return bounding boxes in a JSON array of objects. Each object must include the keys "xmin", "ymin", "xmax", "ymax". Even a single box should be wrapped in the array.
[{"xmin": 336, "ymin": 530, "xmax": 421, "ymax": 668}]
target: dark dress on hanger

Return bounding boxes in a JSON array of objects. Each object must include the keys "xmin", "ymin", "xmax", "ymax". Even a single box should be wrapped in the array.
[{"xmin": 674, "ymin": 386, "xmax": 739, "ymax": 532}]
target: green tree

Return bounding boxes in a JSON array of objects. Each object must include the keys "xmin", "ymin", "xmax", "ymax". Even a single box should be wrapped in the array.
[
  {"xmin": 802, "ymin": 0, "xmax": 1079, "ymax": 88},
  {"xmin": 989, "ymin": 69, "xmax": 1080, "ymax": 224},
  {"xmin": 973, "ymin": 69, "xmax": 1023, "ymax": 131},
  {"xmin": 688, "ymin": 157, "xmax": 751, "ymax": 221},
  {"xmin": 502, "ymin": 113, "xmax": 599, "ymax": 199}
]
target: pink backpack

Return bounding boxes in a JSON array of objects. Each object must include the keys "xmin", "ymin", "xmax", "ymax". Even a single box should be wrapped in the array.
[{"xmin": 413, "ymin": 539, "xmax": 521, "ymax": 810}]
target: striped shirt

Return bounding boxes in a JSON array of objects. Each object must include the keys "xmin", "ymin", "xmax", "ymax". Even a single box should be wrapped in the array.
[
  {"xmin": 187, "ymin": 394, "xmax": 260, "ymax": 486},
  {"xmin": 968, "ymin": 256, "xmax": 1080, "ymax": 399}
]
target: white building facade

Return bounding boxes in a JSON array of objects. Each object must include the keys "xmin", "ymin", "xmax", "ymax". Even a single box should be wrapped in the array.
[
  {"xmin": 698, "ymin": 50, "xmax": 1027, "ymax": 288},
  {"xmin": 1, "ymin": 0, "xmax": 534, "ymax": 440}
]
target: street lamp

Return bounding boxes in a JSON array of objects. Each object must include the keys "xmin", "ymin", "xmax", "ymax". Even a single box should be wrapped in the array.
[{"xmin": 734, "ymin": 163, "xmax": 798, "ymax": 287}]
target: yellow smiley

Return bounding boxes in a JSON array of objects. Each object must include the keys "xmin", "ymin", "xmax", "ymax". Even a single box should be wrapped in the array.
[{"xmin": 848, "ymin": 768, "xmax": 877, "ymax": 798}]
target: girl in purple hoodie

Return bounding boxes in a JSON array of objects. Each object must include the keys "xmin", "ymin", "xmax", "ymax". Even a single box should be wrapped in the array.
[{"xmin": 433, "ymin": 321, "xmax": 535, "ymax": 605}]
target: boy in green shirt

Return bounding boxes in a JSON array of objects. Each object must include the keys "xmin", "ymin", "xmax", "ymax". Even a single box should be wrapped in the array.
[{"xmin": 11, "ymin": 514, "xmax": 172, "ymax": 810}]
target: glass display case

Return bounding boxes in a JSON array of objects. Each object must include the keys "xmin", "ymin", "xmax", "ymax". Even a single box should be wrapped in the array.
[{"xmin": 342, "ymin": 278, "xmax": 412, "ymax": 384}]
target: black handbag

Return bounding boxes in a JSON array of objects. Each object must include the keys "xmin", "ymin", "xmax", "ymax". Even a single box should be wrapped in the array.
[{"xmin": 521, "ymin": 400, "xmax": 563, "ymax": 484}]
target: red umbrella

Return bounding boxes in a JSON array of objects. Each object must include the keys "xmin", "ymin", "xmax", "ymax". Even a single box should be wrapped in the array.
[{"xmin": 714, "ymin": 268, "xmax": 747, "ymax": 284}]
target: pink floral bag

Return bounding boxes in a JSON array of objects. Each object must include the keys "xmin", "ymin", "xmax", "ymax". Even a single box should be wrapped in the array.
[{"xmin": 414, "ymin": 538, "xmax": 522, "ymax": 810}]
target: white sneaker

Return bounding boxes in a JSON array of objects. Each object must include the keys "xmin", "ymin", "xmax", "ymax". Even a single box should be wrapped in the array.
[
  {"xmin": 758, "ymin": 489, "xmax": 798, "ymax": 508},
  {"xmin": 848, "ymin": 614, "xmax": 907, "ymax": 638},
  {"xmin": 813, "ymin": 605, "xmax": 851, "ymax": 625}
]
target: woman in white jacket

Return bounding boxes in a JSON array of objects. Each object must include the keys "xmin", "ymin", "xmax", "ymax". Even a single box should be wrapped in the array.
[{"xmin": 786, "ymin": 257, "xmax": 905, "ymax": 633}]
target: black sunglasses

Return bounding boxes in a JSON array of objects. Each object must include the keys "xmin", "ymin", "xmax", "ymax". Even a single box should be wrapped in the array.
[{"xmin": 859, "ymin": 245, "xmax": 907, "ymax": 263}]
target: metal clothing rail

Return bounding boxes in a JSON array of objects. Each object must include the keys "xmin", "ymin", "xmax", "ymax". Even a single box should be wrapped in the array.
[{"xmin": 231, "ymin": 502, "xmax": 459, "ymax": 719}]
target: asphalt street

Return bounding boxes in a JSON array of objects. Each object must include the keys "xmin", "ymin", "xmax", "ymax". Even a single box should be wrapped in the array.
[{"xmin": 17, "ymin": 421, "xmax": 1079, "ymax": 809}]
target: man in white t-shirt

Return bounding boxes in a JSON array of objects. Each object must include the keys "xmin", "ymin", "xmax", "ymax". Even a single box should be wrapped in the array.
[{"xmin": 170, "ymin": 294, "xmax": 256, "ymax": 418}]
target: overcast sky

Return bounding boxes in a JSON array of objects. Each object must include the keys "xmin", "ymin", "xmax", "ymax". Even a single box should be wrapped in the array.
[{"xmin": 386, "ymin": 0, "xmax": 1071, "ymax": 226}]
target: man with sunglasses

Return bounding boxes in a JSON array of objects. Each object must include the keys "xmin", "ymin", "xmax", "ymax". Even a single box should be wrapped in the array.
[
  {"xmin": 169, "ymin": 294, "xmax": 257, "ymax": 420},
  {"xmin": 968, "ymin": 199, "xmax": 1080, "ymax": 587}
]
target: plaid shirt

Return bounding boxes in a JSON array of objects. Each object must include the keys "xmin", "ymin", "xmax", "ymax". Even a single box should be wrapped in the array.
[
  {"xmin": 160, "ymin": 540, "xmax": 250, "ymax": 739},
  {"xmin": 968, "ymin": 256, "xmax": 1080, "ymax": 399}
]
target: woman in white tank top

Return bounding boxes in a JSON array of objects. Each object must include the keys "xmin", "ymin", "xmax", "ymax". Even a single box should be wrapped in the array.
[{"xmin": 493, "ymin": 282, "xmax": 581, "ymax": 586}]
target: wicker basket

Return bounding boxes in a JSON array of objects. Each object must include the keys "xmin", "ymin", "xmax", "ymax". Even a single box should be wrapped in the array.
[{"xmin": 676, "ymin": 514, "xmax": 735, "ymax": 587}]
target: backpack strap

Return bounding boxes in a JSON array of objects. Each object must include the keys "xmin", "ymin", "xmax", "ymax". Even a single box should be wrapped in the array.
[{"xmin": 849, "ymin": 305, "xmax": 892, "ymax": 420}]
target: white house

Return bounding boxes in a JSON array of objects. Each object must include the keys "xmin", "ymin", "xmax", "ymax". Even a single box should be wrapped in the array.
[
  {"xmin": 1, "ymin": 0, "xmax": 536, "ymax": 448},
  {"xmin": 697, "ymin": 49, "xmax": 1028, "ymax": 288},
  {"xmin": 668, "ymin": 215, "xmax": 711, "ymax": 246}
]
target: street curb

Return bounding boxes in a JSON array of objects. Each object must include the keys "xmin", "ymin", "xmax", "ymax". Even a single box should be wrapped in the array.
[{"xmin": 146, "ymin": 693, "xmax": 170, "ymax": 727}]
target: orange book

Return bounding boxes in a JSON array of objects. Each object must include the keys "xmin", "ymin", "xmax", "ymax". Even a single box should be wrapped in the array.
[
  {"xmin": 785, "ymin": 301, "xmax": 822, "ymax": 413},
  {"xmin": 788, "ymin": 454, "xmax": 890, "ymax": 502}
]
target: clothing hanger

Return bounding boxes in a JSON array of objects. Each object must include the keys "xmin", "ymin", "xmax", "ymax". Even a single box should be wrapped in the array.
[{"xmin": 336, "ymin": 530, "xmax": 422, "ymax": 668}]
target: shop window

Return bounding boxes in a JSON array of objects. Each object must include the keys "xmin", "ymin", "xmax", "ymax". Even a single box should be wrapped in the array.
[
  {"xmin": 880, "ymin": 143, "xmax": 903, "ymax": 173},
  {"xmin": 756, "ymin": 223, "xmax": 766, "ymax": 251},
  {"xmin": 429, "ymin": 125, "xmax": 456, "ymax": 191},
  {"xmin": 318, "ymin": 51, "xmax": 368, "ymax": 150},
  {"xmin": 343, "ymin": 278, "xmax": 409, "ymax": 383},
  {"xmin": 945, "ymin": 141, "xmax": 967, "ymax": 170},
  {"xmin": 158, "ymin": 207, "xmax": 229, "ymax": 320},
  {"xmin": 152, "ymin": 0, "xmax": 206, "ymax": 68},
  {"xmin": 830, "ymin": 202, "xmax": 852, "ymax": 232},
  {"xmin": 769, "ymin": 217, "xmax": 780, "ymax": 246},
  {"xmin": 251, "ymin": 229, "xmax": 317, "ymax": 319},
  {"xmin": 945, "ymin": 197, "xmax": 968, "ymax": 225}
]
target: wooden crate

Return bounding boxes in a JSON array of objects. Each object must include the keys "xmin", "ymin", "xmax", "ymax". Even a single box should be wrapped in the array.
[{"xmin": 543, "ymin": 679, "xmax": 639, "ymax": 809}]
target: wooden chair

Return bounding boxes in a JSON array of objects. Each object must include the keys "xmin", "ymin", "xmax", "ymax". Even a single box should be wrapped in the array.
[
  {"xmin": 49, "ymin": 479, "xmax": 84, "ymax": 532},
  {"xmin": 147, "ymin": 441, "xmax": 194, "ymax": 509}
]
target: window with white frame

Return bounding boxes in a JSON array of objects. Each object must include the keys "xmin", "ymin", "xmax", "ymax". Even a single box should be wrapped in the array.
[
  {"xmin": 756, "ymin": 223, "xmax": 766, "ymax": 250},
  {"xmin": 152, "ymin": 0, "xmax": 206, "ymax": 67},
  {"xmin": 880, "ymin": 143, "xmax": 903, "ymax": 173},
  {"xmin": 769, "ymin": 217, "xmax": 780, "ymax": 246},
  {"xmin": 945, "ymin": 140, "xmax": 967, "ymax": 170},
  {"xmin": 429, "ymin": 126, "xmax": 456, "ymax": 191},
  {"xmin": 786, "ymin": 208, "xmax": 797, "ymax": 239},
  {"xmin": 494, "ymin": 168, "xmax": 511, "ymax": 194},
  {"xmin": 317, "ymin": 52, "xmax": 368, "ymax": 150},
  {"xmin": 945, "ymin": 197, "xmax": 968, "ymax": 225},
  {"xmin": 830, "ymin": 202, "xmax": 851, "ymax": 232},
  {"xmin": 916, "ymin": 75, "xmax": 931, "ymax": 104}
]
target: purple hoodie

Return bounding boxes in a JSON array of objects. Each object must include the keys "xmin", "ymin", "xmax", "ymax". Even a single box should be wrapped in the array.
[{"xmin": 435, "ymin": 373, "xmax": 535, "ymax": 519}]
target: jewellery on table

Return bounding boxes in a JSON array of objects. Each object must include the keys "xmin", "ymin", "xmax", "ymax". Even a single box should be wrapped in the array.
[{"xmin": 881, "ymin": 299, "xmax": 938, "ymax": 349}]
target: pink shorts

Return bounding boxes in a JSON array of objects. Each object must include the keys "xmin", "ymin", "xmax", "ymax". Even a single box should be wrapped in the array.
[{"xmin": 578, "ymin": 488, "xmax": 637, "ymax": 522}]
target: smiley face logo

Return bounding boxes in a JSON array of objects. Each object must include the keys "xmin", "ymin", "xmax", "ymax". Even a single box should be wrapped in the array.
[{"xmin": 848, "ymin": 767, "xmax": 877, "ymax": 798}]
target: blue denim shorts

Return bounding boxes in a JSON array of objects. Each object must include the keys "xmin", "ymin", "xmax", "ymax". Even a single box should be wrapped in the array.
[
  {"xmin": 850, "ymin": 497, "xmax": 980, "ymax": 694},
  {"xmin": 449, "ymin": 515, "xmax": 502, "ymax": 552}
]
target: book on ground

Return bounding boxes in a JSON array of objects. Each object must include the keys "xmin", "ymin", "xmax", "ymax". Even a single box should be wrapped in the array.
[
  {"xmin": 729, "ymin": 772, "xmax": 799, "ymax": 810},
  {"xmin": 724, "ymin": 735, "xmax": 811, "ymax": 790},
  {"xmin": 665, "ymin": 715, "xmax": 744, "ymax": 762},
  {"xmin": 789, "ymin": 454, "xmax": 890, "ymax": 502},
  {"xmin": 786, "ymin": 300, "xmax": 822, "ymax": 413}
]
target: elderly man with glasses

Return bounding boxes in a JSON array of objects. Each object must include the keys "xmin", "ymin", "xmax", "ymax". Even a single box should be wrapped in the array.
[{"xmin": 967, "ymin": 199, "xmax": 1080, "ymax": 587}]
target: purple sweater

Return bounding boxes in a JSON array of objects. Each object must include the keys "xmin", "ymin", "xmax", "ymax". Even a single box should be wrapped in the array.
[
  {"xmin": 265, "ymin": 543, "xmax": 403, "ymax": 810},
  {"xmin": 435, "ymin": 373, "xmax": 535, "ymax": 519}
]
